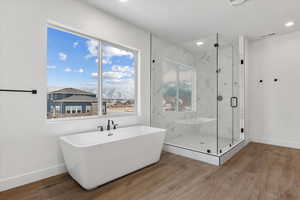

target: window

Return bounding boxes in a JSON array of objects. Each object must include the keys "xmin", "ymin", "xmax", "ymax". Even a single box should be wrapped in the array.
[
  {"xmin": 47, "ymin": 26, "xmax": 99, "ymax": 119},
  {"xmin": 101, "ymin": 42, "xmax": 136, "ymax": 115},
  {"xmin": 65, "ymin": 106, "xmax": 82, "ymax": 114},
  {"xmin": 47, "ymin": 26, "xmax": 137, "ymax": 119},
  {"xmin": 55, "ymin": 106, "xmax": 61, "ymax": 112},
  {"xmin": 66, "ymin": 106, "xmax": 71, "ymax": 114},
  {"xmin": 162, "ymin": 61, "xmax": 177, "ymax": 111},
  {"xmin": 86, "ymin": 105, "xmax": 91, "ymax": 113},
  {"xmin": 162, "ymin": 59, "xmax": 195, "ymax": 112},
  {"xmin": 178, "ymin": 67, "xmax": 194, "ymax": 112}
]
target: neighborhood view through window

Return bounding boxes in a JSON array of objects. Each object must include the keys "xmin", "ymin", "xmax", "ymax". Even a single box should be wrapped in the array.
[{"xmin": 47, "ymin": 26, "xmax": 136, "ymax": 119}]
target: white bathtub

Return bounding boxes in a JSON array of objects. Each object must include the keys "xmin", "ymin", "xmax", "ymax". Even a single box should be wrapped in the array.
[{"xmin": 60, "ymin": 126, "xmax": 166, "ymax": 190}]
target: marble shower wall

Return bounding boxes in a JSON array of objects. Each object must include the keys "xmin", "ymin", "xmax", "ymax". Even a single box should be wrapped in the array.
[{"xmin": 151, "ymin": 35, "xmax": 218, "ymax": 147}]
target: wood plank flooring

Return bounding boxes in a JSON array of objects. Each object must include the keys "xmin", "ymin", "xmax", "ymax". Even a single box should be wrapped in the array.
[{"xmin": 1, "ymin": 142, "xmax": 300, "ymax": 200}]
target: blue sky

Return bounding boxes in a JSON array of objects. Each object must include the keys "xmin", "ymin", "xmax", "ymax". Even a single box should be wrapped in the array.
[{"xmin": 47, "ymin": 27, "xmax": 135, "ymax": 99}]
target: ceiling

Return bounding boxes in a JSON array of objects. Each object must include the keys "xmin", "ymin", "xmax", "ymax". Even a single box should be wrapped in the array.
[{"xmin": 79, "ymin": 0, "xmax": 300, "ymax": 43}]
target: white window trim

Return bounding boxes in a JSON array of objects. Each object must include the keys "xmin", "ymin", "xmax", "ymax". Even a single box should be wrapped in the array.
[{"xmin": 46, "ymin": 24, "xmax": 139, "ymax": 121}]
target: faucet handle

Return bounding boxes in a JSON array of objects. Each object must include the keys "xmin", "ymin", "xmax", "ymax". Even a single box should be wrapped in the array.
[
  {"xmin": 97, "ymin": 125, "xmax": 104, "ymax": 132},
  {"xmin": 113, "ymin": 124, "xmax": 118, "ymax": 129},
  {"xmin": 110, "ymin": 120, "xmax": 118, "ymax": 129}
]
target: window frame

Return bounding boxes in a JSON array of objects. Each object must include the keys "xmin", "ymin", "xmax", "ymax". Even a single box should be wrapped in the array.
[
  {"xmin": 162, "ymin": 58, "xmax": 196, "ymax": 113},
  {"xmin": 46, "ymin": 24, "xmax": 139, "ymax": 121}
]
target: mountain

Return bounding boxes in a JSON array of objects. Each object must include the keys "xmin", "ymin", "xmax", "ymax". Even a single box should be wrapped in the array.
[{"xmin": 102, "ymin": 86, "xmax": 134, "ymax": 100}]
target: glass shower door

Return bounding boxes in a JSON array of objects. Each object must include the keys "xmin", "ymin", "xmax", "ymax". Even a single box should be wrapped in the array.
[
  {"xmin": 232, "ymin": 38, "xmax": 245, "ymax": 145},
  {"xmin": 217, "ymin": 35, "xmax": 243, "ymax": 154}
]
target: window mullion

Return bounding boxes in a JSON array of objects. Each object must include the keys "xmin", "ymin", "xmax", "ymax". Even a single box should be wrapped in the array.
[{"xmin": 98, "ymin": 40, "xmax": 102, "ymax": 116}]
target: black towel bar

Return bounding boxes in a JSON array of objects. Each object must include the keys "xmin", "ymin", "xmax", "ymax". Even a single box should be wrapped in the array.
[{"xmin": 0, "ymin": 89, "xmax": 37, "ymax": 94}]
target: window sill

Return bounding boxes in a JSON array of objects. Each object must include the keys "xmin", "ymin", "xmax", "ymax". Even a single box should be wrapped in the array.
[{"xmin": 46, "ymin": 113, "xmax": 138, "ymax": 124}]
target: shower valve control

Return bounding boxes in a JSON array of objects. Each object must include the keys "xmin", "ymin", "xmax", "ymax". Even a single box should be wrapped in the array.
[{"xmin": 217, "ymin": 95, "xmax": 223, "ymax": 101}]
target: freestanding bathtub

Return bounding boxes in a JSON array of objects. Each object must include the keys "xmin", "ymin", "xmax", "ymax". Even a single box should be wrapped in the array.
[{"xmin": 60, "ymin": 126, "xmax": 166, "ymax": 190}]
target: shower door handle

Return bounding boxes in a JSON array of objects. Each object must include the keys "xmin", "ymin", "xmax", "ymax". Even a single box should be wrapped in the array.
[{"xmin": 231, "ymin": 97, "xmax": 238, "ymax": 108}]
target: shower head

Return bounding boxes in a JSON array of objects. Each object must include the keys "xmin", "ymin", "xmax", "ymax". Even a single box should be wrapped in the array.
[{"xmin": 229, "ymin": 0, "xmax": 248, "ymax": 6}]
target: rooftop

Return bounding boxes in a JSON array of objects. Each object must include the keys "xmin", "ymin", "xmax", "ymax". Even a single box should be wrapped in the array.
[
  {"xmin": 54, "ymin": 95, "xmax": 97, "ymax": 103},
  {"xmin": 49, "ymin": 88, "xmax": 95, "ymax": 95}
]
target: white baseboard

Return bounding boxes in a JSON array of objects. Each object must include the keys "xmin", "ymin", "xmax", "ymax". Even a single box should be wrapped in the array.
[
  {"xmin": 0, "ymin": 164, "xmax": 66, "ymax": 192},
  {"xmin": 251, "ymin": 137, "xmax": 300, "ymax": 149},
  {"xmin": 163, "ymin": 144, "xmax": 220, "ymax": 166},
  {"xmin": 219, "ymin": 141, "xmax": 248, "ymax": 165}
]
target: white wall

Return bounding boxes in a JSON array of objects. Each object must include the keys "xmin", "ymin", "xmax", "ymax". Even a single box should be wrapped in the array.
[
  {"xmin": 0, "ymin": 0, "xmax": 150, "ymax": 191},
  {"xmin": 248, "ymin": 31, "xmax": 300, "ymax": 149}
]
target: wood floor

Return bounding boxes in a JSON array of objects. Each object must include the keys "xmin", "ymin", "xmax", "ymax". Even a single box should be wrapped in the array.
[{"xmin": 1, "ymin": 142, "xmax": 300, "ymax": 200}]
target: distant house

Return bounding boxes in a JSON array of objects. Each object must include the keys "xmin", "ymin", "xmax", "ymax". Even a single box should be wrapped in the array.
[{"xmin": 47, "ymin": 88, "xmax": 98, "ymax": 118}]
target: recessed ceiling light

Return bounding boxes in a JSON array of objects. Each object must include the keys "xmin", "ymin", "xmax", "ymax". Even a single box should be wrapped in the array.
[
  {"xmin": 196, "ymin": 41, "xmax": 204, "ymax": 46},
  {"xmin": 119, "ymin": 0, "xmax": 128, "ymax": 2},
  {"xmin": 285, "ymin": 21, "xmax": 295, "ymax": 27}
]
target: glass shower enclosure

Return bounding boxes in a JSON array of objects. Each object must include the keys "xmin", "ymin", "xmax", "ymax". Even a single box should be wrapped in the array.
[{"xmin": 150, "ymin": 33, "xmax": 245, "ymax": 156}]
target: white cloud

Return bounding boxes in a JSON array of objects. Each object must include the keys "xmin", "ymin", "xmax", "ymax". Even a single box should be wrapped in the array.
[
  {"xmin": 103, "ymin": 46, "xmax": 134, "ymax": 59},
  {"xmin": 73, "ymin": 42, "xmax": 79, "ymax": 48},
  {"xmin": 91, "ymin": 72, "xmax": 98, "ymax": 77},
  {"xmin": 102, "ymin": 58, "xmax": 112, "ymax": 65},
  {"xmin": 95, "ymin": 58, "xmax": 99, "ymax": 63},
  {"xmin": 101, "ymin": 65, "xmax": 135, "ymax": 99},
  {"xmin": 64, "ymin": 67, "xmax": 72, "ymax": 72},
  {"xmin": 74, "ymin": 68, "xmax": 84, "ymax": 73},
  {"xmin": 112, "ymin": 65, "xmax": 134, "ymax": 73},
  {"xmin": 47, "ymin": 65, "xmax": 56, "ymax": 69},
  {"xmin": 110, "ymin": 65, "xmax": 135, "ymax": 79},
  {"xmin": 103, "ymin": 71, "xmax": 124, "ymax": 79},
  {"xmin": 59, "ymin": 52, "xmax": 67, "ymax": 61},
  {"xmin": 105, "ymin": 78, "xmax": 134, "ymax": 84},
  {"xmin": 64, "ymin": 68, "xmax": 85, "ymax": 73},
  {"xmin": 102, "ymin": 79, "xmax": 135, "ymax": 99},
  {"xmin": 85, "ymin": 39, "xmax": 99, "ymax": 59}
]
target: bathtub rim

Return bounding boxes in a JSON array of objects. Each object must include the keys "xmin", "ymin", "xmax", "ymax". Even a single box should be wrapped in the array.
[{"xmin": 60, "ymin": 126, "xmax": 166, "ymax": 148}]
